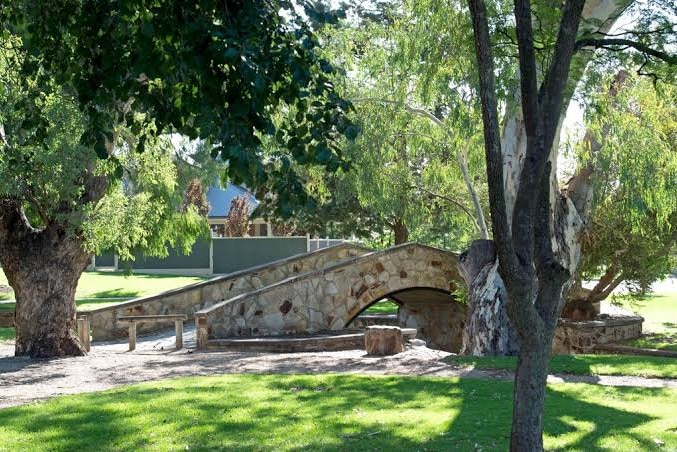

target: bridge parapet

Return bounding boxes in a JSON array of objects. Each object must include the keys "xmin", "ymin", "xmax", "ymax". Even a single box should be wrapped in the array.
[
  {"xmin": 196, "ymin": 243, "xmax": 463, "ymax": 345},
  {"xmin": 84, "ymin": 243, "xmax": 370, "ymax": 340}
]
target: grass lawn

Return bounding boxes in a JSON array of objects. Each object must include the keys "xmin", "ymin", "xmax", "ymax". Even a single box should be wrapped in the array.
[
  {"xmin": 0, "ymin": 270, "xmax": 208, "ymax": 342},
  {"xmin": 617, "ymin": 288, "xmax": 677, "ymax": 352},
  {"xmin": 0, "ymin": 327, "xmax": 13, "ymax": 342},
  {"xmin": 0, "ymin": 374, "xmax": 675, "ymax": 451},
  {"xmin": 0, "ymin": 270, "xmax": 208, "ymax": 306},
  {"xmin": 363, "ymin": 300, "xmax": 399, "ymax": 315},
  {"xmin": 446, "ymin": 354, "xmax": 677, "ymax": 379}
]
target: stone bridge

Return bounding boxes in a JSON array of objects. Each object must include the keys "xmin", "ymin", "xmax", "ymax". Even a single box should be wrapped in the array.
[
  {"xmin": 83, "ymin": 243, "xmax": 370, "ymax": 340},
  {"xmin": 196, "ymin": 243, "xmax": 468, "ymax": 351}
]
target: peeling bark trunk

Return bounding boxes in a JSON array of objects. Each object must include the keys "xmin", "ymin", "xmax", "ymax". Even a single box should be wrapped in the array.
[
  {"xmin": 459, "ymin": 240, "xmax": 518, "ymax": 355},
  {"xmin": 0, "ymin": 200, "xmax": 91, "ymax": 357}
]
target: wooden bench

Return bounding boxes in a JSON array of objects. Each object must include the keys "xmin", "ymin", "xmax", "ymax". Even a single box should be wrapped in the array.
[{"xmin": 117, "ymin": 314, "xmax": 188, "ymax": 351}]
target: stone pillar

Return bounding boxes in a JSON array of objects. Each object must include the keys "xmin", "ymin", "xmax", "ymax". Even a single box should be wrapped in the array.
[
  {"xmin": 365, "ymin": 325, "xmax": 404, "ymax": 355},
  {"xmin": 196, "ymin": 315, "xmax": 209, "ymax": 350},
  {"xmin": 398, "ymin": 301, "xmax": 466, "ymax": 353}
]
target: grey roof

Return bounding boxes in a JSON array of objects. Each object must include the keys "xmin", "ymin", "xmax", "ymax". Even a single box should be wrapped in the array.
[{"xmin": 206, "ymin": 182, "xmax": 259, "ymax": 218}]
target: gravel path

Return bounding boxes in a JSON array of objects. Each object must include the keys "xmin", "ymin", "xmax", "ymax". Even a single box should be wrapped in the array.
[{"xmin": 1, "ymin": 327, "xmax": 676, "ymax": 409}]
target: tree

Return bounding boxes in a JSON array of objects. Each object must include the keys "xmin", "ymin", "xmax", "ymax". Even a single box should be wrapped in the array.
[
  {"xmin": 464, "ymin": 0, "xmax": 676, "ymax": 448},
  {"xmin": 181, "ymin": 180, "xmax": 211, "ymax": 217},
  {"xmin": 0, "ymin": 1, "xmax": 354, "ymax": 357},
  {"xmin": 572, "ymin": 76, "xmax": 677, "ymax": 307},
  {"xmin": 257, "ymin": 1, "xmax": 490, "ymax": 249},
  {"xmin": 224, "ymin": 195, "xmax": 252, "ymax": 237},
  {"xmin": 0, "ymin": 83, "xmax": 207, "ymax": 357}
]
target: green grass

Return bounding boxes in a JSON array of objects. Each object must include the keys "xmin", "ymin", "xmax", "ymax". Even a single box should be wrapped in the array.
[
  {"xmin": 0, "ymin": 327, "xmax": 13, "ymax": 342},
  {"xmin": 0, "ymin": 270, "xmax": 208, "ymax": 302},
  {"xmin": 363, "ymin": 300, "xmax": 399, "ymax": 315},
  {"xmin": 0, "ymin": 374, "xmax": 675, "ymax": 451},
  {"xmin": 0, "ymin": 297, "xmax": 142, "ymax": 314},
  {"xmin": 617, "ymin": 289, "xmax": 677, "ymax": 351},
  {"xmin": 0, "ymin": 271, "xmax": 208, "ymax": 342},
  {"xmin": 446, "ymin": 354, "xmax": 677, "ymax": 379}
]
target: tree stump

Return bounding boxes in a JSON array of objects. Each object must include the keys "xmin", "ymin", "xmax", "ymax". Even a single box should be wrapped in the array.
[{"xmin": 364, "ymin": 325, "xmax": 404, "ymax": 355}]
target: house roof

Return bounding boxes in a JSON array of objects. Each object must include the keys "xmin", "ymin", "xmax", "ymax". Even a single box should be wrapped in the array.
[{"xmin": 206, "ymin": 182, "xmax": 259, "ymax": 218}]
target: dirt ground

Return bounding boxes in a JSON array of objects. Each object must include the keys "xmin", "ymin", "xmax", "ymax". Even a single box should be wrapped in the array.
[{"xmin": 1, "ymin": 327, "xmax": 676, "ymax": 409}]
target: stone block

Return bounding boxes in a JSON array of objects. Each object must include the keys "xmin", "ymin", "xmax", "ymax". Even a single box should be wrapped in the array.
[{"xmin": 364, "ymin": 326, "xmax": 404, "ymax": 355}]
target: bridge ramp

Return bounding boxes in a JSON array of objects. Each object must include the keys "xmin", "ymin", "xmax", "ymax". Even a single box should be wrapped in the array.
[{"xmin": 84, "ymin": 243, "xmax": 370, "ymax": 340}]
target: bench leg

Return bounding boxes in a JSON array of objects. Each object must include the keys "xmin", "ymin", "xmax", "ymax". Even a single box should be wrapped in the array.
[
  {"xmin": 83, "ymin": 318, "xmax": 91, "ymax": 352},
  {"xmin": 175, "ymin": 320, "xmax": 183, "ymax": 350},
  {"xmin": 129, "ymin": 322, "xmax": 136, "ymax": 351},
  {"xmin": 77, "ymin": 318, "xmax": 90, "ymax": 352}
]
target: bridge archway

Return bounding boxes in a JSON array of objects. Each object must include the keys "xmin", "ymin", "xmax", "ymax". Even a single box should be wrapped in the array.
[
  {"xmin": 199, "ymin": 243, "xmax": 468, "ymax": 352},
  {"xmin": 346, "ymin": 286, "xmax": 467, "ymax": 352}
]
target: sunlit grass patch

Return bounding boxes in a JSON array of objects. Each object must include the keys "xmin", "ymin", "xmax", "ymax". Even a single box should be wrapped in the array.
[
  {"xmin": 0, "ymin": 374, "xmax": 675, "ymax": 451},
  {"xmin": 446, "ymin": 354, "xmax": 677, "ymax": 379}
]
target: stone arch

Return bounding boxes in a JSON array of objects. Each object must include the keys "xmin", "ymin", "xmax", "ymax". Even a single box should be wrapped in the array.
[
  {"xmin": 345, "ymin": 286, "xmax": 455, "ymax": 326},
  {"xmin": 346, "ymin": 286, "xmax": 467, "ymax": 352},
  {"xmin": 198, "ymin": 244, "xmax": 467, "ymax": 349}
]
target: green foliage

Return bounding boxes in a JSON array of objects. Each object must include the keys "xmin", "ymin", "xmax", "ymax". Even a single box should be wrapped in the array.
[
  {"xmin": 1, "ymin": 1, "xmax": 356, "ymax": 213},
  {"xmin": 578, "ymin": 76, "xmax": 677, "ymax": 296},
  {"xmin": 1, "ymin": 374, "xmax": 676, "ymax": 450},
  {"xmin": 257, "ymin": 0, "xmax": 489, "ymax": 248}
]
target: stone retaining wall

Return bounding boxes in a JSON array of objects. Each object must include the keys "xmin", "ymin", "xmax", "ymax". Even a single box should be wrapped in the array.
[
  {"xmin": 196, "ymin": 244, "xmax": 462, "ymax": 347},
  {"xmin": 552, "ymin": 315, "xmax": 643, "ymax": 354},
  {"xmin": 84, "ymin": 243, "xmax": 370, "ymax": 340}
]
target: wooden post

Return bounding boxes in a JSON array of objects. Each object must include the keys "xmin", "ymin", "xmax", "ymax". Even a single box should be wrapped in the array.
[
  {"xmin": 175, "ymin": 320, "xmax": 183, "ymax": 350},
  {"xmin": 128, "ymin": 321, "xmax": 136, "ymax": 351},
  {"xmin": 77, "ymin": 318, "xmax": 89, "ymax": 352}
]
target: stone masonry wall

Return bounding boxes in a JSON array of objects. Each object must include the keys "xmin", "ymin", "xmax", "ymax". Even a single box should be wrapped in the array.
[
  {"xmin": 85, "ymin": 243, "xmax": 370, "ymax": 340},
  {"xmin": 197, "ymin": 244, "xmax": 463, "ymax": 345},
  {"xmin": 552, "ymin": 316, "xmax": 643, "ymax": 354}
]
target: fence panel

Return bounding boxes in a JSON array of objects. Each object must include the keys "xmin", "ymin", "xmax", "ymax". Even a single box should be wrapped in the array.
[
  {"xmin": 309, "ymin": 239, "xmax": 345, "ymax": 252},
  {"xmin": 94, "ymin": 252, "xmax": 116, "ymax": 267},
  {"xmin": 212, "ymin": 237, "xmax": 308, "ymax": 274},
  {"xmin": 121, "ymin": 240, "xmax": 211, "ymax": 271}
]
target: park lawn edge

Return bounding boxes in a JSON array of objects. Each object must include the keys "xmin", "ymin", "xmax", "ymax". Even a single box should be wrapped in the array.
[{"xmin": 445, "ymin": 354, "xmax": 677, "ymax": 379}]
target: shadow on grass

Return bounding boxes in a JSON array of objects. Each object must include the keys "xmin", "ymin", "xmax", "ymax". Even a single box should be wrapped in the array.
[
  {"xmin": 0, "ymin": 375, "xmax": 666, "ymax": 451},
  {"xmin": 625, "ymin": 331, "xmax": 677, "ymax": 352},
  {"xmin": 88, "ymin": 289, "xmax": 142, "ymax": 298}
]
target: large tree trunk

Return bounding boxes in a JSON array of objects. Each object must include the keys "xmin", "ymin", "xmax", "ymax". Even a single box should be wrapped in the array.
[
  {"xmin": 510, "ymin": 336, "xmax": 551, "ymax": 450},
  {"xmin": 0, "ymin": 200, "xmax": 91, "ymax": 357},
  {"xmin": 392, "ymin": 218, "xmax": 409, "ymax": 245},
  {"xmin": 459, "ymin": 240, "xmax": 518, "ymax": 354}
]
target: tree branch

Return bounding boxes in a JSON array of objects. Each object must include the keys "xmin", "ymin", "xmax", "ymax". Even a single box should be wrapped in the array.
[
  {"xmin": 512, "ymin": 0, "xmax": 540, "ymax": 137},
  {"xmin": 466, "ymin": 0, "xmax": 515, "ymax": 273},
  {"xmin": 351, "ymin": 98, "xmax": 445, "ymax": 128},
  {"xmin": 575, "ymin": 38, "xmax": 677, "ymax": 64},
  {"xmin": 412, "ymin": 184, "xmax": 481, "ymax": 230}
]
